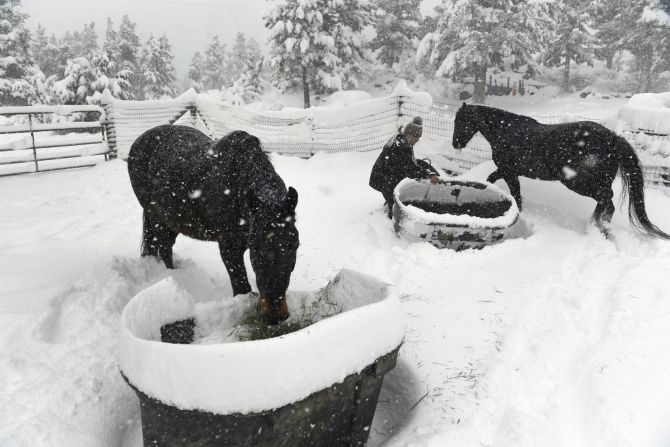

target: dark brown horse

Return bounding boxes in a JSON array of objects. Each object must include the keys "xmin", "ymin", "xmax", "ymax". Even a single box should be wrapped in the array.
[
  {"xmin": 452, "ymin": 103, "xmax": 669, "ymax": 239},
  {"xmin": 128, "ymin": 125, "xmax": 300, "ymax": 325}
]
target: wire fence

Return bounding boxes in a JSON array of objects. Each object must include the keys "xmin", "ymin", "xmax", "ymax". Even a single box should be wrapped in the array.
[{"xmin": 99, "ymin": 88, "xmax": 670, "ymax": 188}]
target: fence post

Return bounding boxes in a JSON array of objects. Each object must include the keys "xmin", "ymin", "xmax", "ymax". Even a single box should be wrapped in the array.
[
  {"xmin": 28, "ymin": 113, "xmax": 38, "ymax": 173},
  {"xmin": 188, "ymin": 105, "xmax": 198, "ymax": 127},
  {"xmin": 100, "ymin": 90, "xmax": 117, "ymax": 159},
  {"xmin": 396, "ymin": 95, "xmax": 405, "ymax": 133},
  {"xmin": 306, "ymin": 115, "xmax": 315, "ymax": 156}
]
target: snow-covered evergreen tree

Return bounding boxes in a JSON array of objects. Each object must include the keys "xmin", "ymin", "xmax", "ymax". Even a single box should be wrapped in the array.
[
  {"xmin": 319, "ymin": 0, "xmax": 373, "ymax": 91},
  {"xmin": 0, "ymin": 0, "xmax": 44, "ymax": 105},
  {"xmin": 188, "ymin": 51, "xmax": 205, "ymax": 91},
  {"xmin": 592, "ymin": 0, "xmax": 628, "ymax": 70},
  {"xmin": 52, "ymin": 50, "xmax": 135, "ymax": 106},
  {"xmin": 52, "ymin": 56, "xmax": 98, "ymax": 105},
  {"xmin": 223, "ymin": 74, "xmax": 262, "ymax": 106},
  {"xmin": 103, "ymin": 18, "xmax": 120, "ymax": 65},
  {"xmin": 592, "ymin": 0, "xmax": 670, "ymax": 91},
  {"xmin": 73, "ymin": 22, "xmax": 99, "ymax": 59},
  {"xmin": 540, "ymin": 0, "xmax": 596, "ymax": 91},
  {"xmin": 627, "ymin": 0, "xmax": 670, "ymax": 91},
  {"xmin": 265, "ymin": 0, "xmax": 373, "ymax": 108},
  {"xmin": 90, "ymin": 51, "xmax": 133, "ymax": 101},
  {"xmin": 99, "ymin": 18, "xmax": 133, "ymax": 100},
  {"xmin": 116, "ymin": 15, "xmax": 141, "ymax": 97},
  {"xmin": 227, "ymin": 32, "xmax": 248, "ymax": 85},
  {"xmin": 417, "ymin": 0, "xmax": 551, "ymax": 103},
  {"xmin": 369, "ymin": 0, "xmax": 422, "ymax": 68},
  {"xmin": 245, "ymin": 37, "xmax": 263, "ymax": 72},
  {"xmin": 31, "ymin": 24, "xmax": 61, "ymax": 78},
  {"xmin": 201, "ymin": 35, "xmax": 226, "ymax": 90},
  {"xmin": 139, "ymin": 34, "xmax": 178, "ymax": 100}
]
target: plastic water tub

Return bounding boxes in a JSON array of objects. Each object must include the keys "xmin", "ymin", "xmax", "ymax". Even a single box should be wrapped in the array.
[
  {"xmin": 119, "ymin": 270, "xmax": 404, "ymax": 446},
  {"xmin": 393, "ymin": 178, "xmax": 519, "ymax": 250}
]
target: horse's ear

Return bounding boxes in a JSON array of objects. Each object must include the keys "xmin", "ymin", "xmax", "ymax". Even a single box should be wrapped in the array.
[{"xmin": 286, "ymin": 187, "xmax": 298, "ymax": 213}]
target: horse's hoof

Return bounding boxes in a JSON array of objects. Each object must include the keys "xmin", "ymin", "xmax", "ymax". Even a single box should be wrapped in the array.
[{"xmin": 257, "ymin": 294, "xmax": 289, "ymax": 326}]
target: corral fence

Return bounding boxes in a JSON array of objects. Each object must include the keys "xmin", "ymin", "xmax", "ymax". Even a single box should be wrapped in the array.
[
  {"xmin": 0, "ymin": 105, "xmax": 109, "ymax": 177},
  {"xmin": 2, "ymin": 86, "xmax": 669, "ymax": 188}
]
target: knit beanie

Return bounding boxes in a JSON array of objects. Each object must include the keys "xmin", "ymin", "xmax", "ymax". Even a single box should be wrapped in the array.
[{"xmin": 404, "ymin": 116, "xmax": 423, "ymax": 138}]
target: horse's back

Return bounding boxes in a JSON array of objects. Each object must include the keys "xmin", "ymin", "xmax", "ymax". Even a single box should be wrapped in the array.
[
  {"xmin": 129, "ymin": 125, "xmax": 212, "ymax": 168},
  {"xmin": 128, "ymin": 125, "xmax": 213, "ymax": 207}
]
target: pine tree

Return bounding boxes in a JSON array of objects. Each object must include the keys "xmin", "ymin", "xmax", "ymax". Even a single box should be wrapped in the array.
[
  {"xmin": 52, "ymin": 31, "xmax": 77, "ymax": 79},
  {"xmin": 0, "ymin": 0, "xmax": 44, "ymax": 105},
  {"xmin": 230, "ymin": 47, "xmax": 263, "ymax": 105},
  {"xmin": 117, "ymin": 14, "xmax": 141, "ymax": 97},
  {"xmin": 592, "ymin": 0, "xmax": 628, "ymax": 70},
  {"xmin": 201, "ymin": 35, "xmax": 226, "ymax": 90},
  {"xmin": 541, "ymin": 0, "xmax": 596, "ymax": 91},
  {"xmin": 188, "ymin": 51, "xmax": 205, "ymax": 91},
  {"xmin": 75, "ymin": 22, "xmax": 99, "ymax": 59},
  {"xmin": 103, "ymin": 18, "xmax": 120, "ymax": 65},
  {"xmin": 627, "ymin": 0, "xmax": 670, "ymax": 91},
  {"xmin": 31, "ymin": 23, "xmax": 61, "ymax": 78},
  {"xmin": 417, "ymin": 0, "xmax": 552, "ymax": 103},
  {"xmin": 244, "ymin": 37, "xmax": 267, "ymax": 80},
  {"xmin": 369, "ymin": 0, "xmax": 422, "ymax": 67},
  {"xmin": 52, "ymin": 56, "xmax": 98, "ymax": 105},
  {"xmin": 265, "ymin": 0, "xmax": 373, "ymax": 108},
  {"xmin": 99, "ymin": 18, "xmax": 132, "ymax": 100},
  {"xmin": 227, "ymin": 32, "xmax": 248, "ymax": 85},
  {"xmin": 90, "ymin": 51, "xmax": 133, "ymax": 101},
  {"xmin": 139, "ymin": 34, "xmax": 178, "ymax": 100}
]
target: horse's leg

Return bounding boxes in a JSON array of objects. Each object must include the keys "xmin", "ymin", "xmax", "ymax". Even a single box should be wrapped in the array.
[
  {"xmin": 141, "ymin": 209, "xmax": 159, "ymax": 257},
  {"xmin": 592, "ymin": 187, "xmax": 615, "ymax": 236},
  {"xmin": 487, "ymin": 169, "xmax": 503, "ymax": 184},
  {"xmin": 218, "ymin": 240, "xmax": 252, "ymax": 296},
  {"xmin": 155, "ymin": 223, "xmax": 178, "ymax": 269},
  {"xmin": 563, "ymin": 174, "xmax": 615, "ymax": 236},
  {"xmin": 503, "ymin": 174, "xmax": 522, "ymax": 210}
]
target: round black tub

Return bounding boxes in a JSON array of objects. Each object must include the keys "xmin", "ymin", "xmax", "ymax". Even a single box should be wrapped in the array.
[
  {"xmin": 393, "ymin": 178, "xmax": 519, "ymax": 250},
  {"xmin": 118, "ymin": 270, "xmax": 404, "ymax": 447}
]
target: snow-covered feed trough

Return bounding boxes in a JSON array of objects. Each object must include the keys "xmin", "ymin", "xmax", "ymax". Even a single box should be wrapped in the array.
[
  {"xmin": 118, "ymin": 270, "xmax": 404, "ymax": 447},
  {"xmin": 393, "ymin": 178, "xmax": 519, "ymax": 250}
]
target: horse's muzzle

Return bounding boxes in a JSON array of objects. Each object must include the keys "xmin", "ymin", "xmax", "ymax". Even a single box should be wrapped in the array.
[{"xmin": 257, "ymin": 291, "xmax": 289, "ymax": 326}]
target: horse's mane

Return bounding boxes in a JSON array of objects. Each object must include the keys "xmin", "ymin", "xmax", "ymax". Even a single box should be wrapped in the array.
[
  {"xmin": 213, "ymin": 130, "xmax": 271, "ymax": 164},
  {"xmin": 212, "ymin": 130, "xmax": 287, "ymax": 207},
  {"xmin": 470, "ymin": 104, "xmax": 539, "ymax": 126}
]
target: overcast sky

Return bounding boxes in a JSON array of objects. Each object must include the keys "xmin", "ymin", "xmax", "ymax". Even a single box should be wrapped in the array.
[{"xmin": 22, "ymin": 0, "xmax": 441, "ymax": 79}]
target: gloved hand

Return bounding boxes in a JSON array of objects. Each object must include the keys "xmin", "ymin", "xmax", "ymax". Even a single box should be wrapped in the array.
[{"xmin": 429, "ymin": 175, "xmax": 439, "ymax": 184}]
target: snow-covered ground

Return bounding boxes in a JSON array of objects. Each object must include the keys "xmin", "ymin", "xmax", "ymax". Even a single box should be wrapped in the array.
[{"xmin": 1, "ymin": 96, "xmax": 670, "ymax": 447}]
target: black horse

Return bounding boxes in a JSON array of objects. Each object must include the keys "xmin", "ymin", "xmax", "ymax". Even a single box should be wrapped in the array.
[
  {"xmin": 128, "ymin": 125, "xmax": 300, "ymax": 325},
  {"xmin": 452, "ymin": 103, "xmax": 669, "ymax": 239}
]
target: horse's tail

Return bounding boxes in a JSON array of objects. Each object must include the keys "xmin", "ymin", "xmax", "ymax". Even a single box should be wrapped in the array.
[{"xmin": 616, "ymin": 136, "xmax": 670, "ymax": 239}]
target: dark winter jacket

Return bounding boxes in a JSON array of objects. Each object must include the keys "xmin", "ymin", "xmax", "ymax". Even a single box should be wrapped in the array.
[{"xmin": 369, "ymin": 134, "xmax": 438, "ymax": 195}]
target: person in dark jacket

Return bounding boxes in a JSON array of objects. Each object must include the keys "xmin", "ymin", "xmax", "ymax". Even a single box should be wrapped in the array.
[{"xmin": 369, "ymin": 116, "xmax": 439, "ymax": 218}]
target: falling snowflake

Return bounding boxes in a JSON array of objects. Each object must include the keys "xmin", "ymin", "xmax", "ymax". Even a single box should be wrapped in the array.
[{"xmin": 562, "ymin": 166, "xmax": 577, "ymax": 180}]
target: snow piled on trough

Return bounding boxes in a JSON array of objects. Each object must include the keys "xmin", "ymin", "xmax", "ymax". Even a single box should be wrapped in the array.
[{"xmin": 119, "ymin": 271, "xmax": 404, "ymax": 415}]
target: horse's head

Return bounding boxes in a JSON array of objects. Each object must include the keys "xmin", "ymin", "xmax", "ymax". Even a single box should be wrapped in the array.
[
  {"xmin": 248, "ymin": 187, "xmax": 299, "ymax": 323},
  {"xmin": 452, "ymin": 103, "xmax": 478, "ymax": 149}
]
